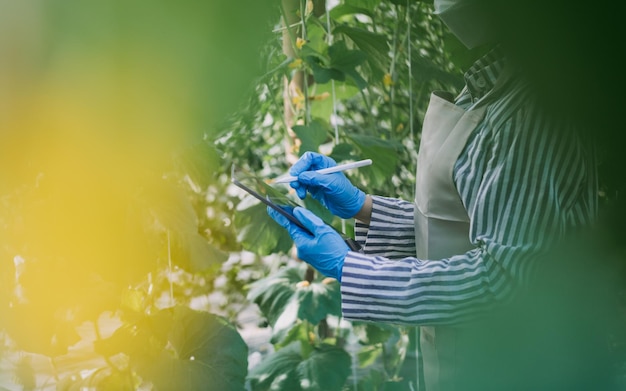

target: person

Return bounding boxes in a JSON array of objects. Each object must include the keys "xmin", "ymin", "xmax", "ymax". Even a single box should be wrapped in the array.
[{"xmin": 268, "ymin": 0, "xmax": 600, "ymax": 389}]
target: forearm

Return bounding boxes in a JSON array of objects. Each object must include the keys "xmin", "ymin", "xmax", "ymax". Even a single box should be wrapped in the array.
[
  {"xmin": 354, "ymin": 194, "xmax": 373, "ymax": 224},
  {"xmin": 340, "ymin": 248, "xmax": 506, "ymax": 326}
]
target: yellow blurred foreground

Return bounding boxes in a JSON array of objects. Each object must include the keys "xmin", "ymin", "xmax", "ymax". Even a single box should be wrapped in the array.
[{"xmin": 0, "ymin": 0, "xmax": 274, "ymax": 380}]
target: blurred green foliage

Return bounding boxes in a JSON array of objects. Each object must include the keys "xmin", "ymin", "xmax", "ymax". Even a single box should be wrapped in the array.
[{"xmin": 0, "ymin": 0, "xmax": 277, "ymax": 389}]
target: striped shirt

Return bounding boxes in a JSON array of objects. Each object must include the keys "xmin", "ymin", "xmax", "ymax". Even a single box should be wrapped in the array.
[{"xmin": 340, "ymin": 47, "xmax": 598, "ymax": 326}]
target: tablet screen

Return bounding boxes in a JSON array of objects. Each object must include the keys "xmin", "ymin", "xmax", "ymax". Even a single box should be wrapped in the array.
[
  {"xmin": 230, "ymin": 165, "xmax": 312, "ymax": 235},
  {"xmin": 230, "ymin": 164, "xmax": 362, "ymax": 253}
]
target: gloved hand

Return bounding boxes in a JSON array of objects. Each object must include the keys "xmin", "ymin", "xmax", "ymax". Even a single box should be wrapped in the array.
[
  {"xmin": 268, "ymin": 206, "xmax": 349, "ymax": 281},
  {"xmin": 289, "ymin": 152, "xmax": 366, "ymax": 219}
]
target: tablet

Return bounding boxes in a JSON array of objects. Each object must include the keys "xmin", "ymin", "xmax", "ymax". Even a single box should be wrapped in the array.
[
  {"xmin": 231, "ymin": 164, "xmax": 313, "ymax": 236},
  {"xmin": 230, "ymin": 164, "xmax": 362, "ymax": 252}
]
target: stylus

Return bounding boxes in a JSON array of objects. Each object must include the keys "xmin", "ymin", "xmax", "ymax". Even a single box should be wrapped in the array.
[{"xmin": 273, "ymin": 159, "xmax": 373, "ymax": 184}]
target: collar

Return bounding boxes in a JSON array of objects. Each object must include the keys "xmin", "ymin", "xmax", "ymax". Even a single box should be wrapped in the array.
[{"xmin": 464, "ymin": 46, "xmax": 506, "ymax": 102}]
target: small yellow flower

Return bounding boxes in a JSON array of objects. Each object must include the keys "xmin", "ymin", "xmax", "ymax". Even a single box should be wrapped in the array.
[
  {"xmin": 289, "ymin": 58, "xmax": 303, "ymax": 69},
  {"xmin": 291, "ymin": 87, "xmax": 305, "ymax": 111},
  {"xmin": 308, "ymin": 331, "xmax": 316, "ymax": 344},
  {"xmin": 383, "ymin": 73, "xmax": 393, "ymax": 87},
  {"xmin": 296, "ymin": 37, "xmax": 307, "ymax": 50},
  {"xmin": 292, "ymin": 95, "xmax": 304, "ymax": 111}
]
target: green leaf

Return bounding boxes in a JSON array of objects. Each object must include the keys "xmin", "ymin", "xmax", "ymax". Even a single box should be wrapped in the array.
[
  {"xmin": 309, "ymin": 81, "xmax": 360, "ymax": 120},
  {"xmin": 296, "ymin": 344, "xmax": 352, "ymax": 391},
  {"xmin": 329, "ymin": 143, "xmax": 356, "ymax": 162},
  {"xmin": 345, "ymin": 0, "xmax": 382, "ymax": 12},
  {"xmin": 247, "ymin": 265, "xmax": 304, "ymax": 327},
  {"xmin": 328, "ymin": 41, "xmax": 368, "ymax": 89},
  {"xmin": 333, "ymin": 25, "xmax": 389, "ymax": 73},
  {"xmin": 358, "ymin": 344, "xmax": 383, "ymax": 368},
  {"xmin": 350, "ymin": 322, "xmax": 400, "ymax": 368},
  {"xmin": 233, "ymin": 196, "xmax": 293, "ymax": 255},
  {"xmin": 171, "ymin": 230, "xmax": 227, "ymax": 272},
  {"xmin": 355, "ymin": 369, "xmax": 386, "ymax": 391},
  {"xmin": 303, "ymin": 196, "xmax": 335, "ymax": 226},
  {"xmin": 410, "ymin": 51, "xmax": 464, "ymax": 87},
  {"xmin": 274, "ymin": 321, "xmax": 314, "ymax": 359},
  {"xmin": 274, "ymin": 321, "xmax": 309, "ymax": 350},
  {"xmin": 329, "ymin": 4, "xmax": 375, "ymax": 19},
  {"xmin": 309, "ymin": 61, "xmax": 345, "ymax": 84},
  {"xmin": 247, "ymin": 264, "xmax": 341, "ymax": 343},
  {"xmin": 247, "ymin": 342, "xmax": 303, "ymax": 391},
  {"xmin": 300, "ymin": 45, "xmax": 330, "ymax": 66},
  {"xmin": 295, "ymin": 277, "xmax": 342, "ymax": 325},
  {"xmin": 134, "ymin": 306, "xmax": 248, "ymax": 391},
  {"xmin": 442, "ymin": 29, "xmax": 482, "ymax": 73},
  {"xmin": 172, "ymin": 140, "xmax": 222, "ymax": 190},
  {"xmin": 303, "ymin": 20, "xmax": 328, "ymax": 55},
  {"xmin": 248, "ymin": 342, "xmax": 351, "ymax": 391},
  {"xmin": 360, "ymin": 322, "xmax": 398, "ymax": 345},
  {"xmin": 349, "ymin": 134, "xmax": 402, "ymax": 189},
  {"xmin": 306, "ymin": 41, "xmax": 368, "ymax": 89},
  {"xmin": 292, "ymin": 119, "xmax": 332, "ymax": 155},
  {"xmin": 94, "ymin": 317, "xmax": 164, "ymax": 359},
  {"xmin": 257, "ymin": 55, "xmax": 293, "ymax": 83},
  {"xmin": 271, "ymin": 296, "xmax": 300, "ymax": 344}
]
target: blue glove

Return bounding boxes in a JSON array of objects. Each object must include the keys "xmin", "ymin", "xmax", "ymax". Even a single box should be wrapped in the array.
[
  {"xmin": 268, "ymin": 206, "xmax": 349, "ymax": 281},
  {"xmin": 289, "ymin": 152, "xmax": 366, "ymax": 219}
]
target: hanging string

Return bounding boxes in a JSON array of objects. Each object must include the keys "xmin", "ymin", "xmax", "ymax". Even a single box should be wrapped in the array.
[
  {"xmin": 407, "ymin": 0, "xmax": 414, "ymax": 142},
  {"xmin": 300, "ymin": 0, "xmax": 311, "ymax": 125},
  {"xmin": 406, "ymin": 3, "xmax": 423, "ymax": 390},
  {"xmin": 325, "ymin": 3, "xmax": 339, "ymax": 143},
  {"xmin": 325, "ymin": 1, "xmax": 348, "ymax": 240}
]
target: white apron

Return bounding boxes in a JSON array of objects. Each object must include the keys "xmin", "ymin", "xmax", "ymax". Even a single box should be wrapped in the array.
[{"xmin": 414, "ymin": 70, "xmax": 511, "ymax": 390}]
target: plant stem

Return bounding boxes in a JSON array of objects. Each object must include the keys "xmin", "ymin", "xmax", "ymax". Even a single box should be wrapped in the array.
[
  {"xmin": 280, "ymin": 0, "xmax": 300, "ymax": 55},
  {"xmin": 388, "ymin": 3, "xmax": 404, "ymax": 137},
  {"xmin": 267, "ymin": 82, "xmax": 291, "ymax": 138},
  {"xmin": 406, "ymin": 0, "xmax": 414, "ymax": 142},
  {"xmin": 305, "ymin": 265, "xmax": 315, "ymax": 282},
  {"xmin": 299, "ymin": 0, "xmax": 311, "ymax": 125},
  {"xmin": 359, "ymin": 88, "xmax": 374, "ymax": 132}
]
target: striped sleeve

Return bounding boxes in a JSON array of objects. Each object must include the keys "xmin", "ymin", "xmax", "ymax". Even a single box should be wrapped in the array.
[
  {"xmin": 354, "ymin": 196, "xmax": 416, "ymax": 260},
  {"xmin": 340, "ymin": 104, "xmax": 595, "ymax": 326}
]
